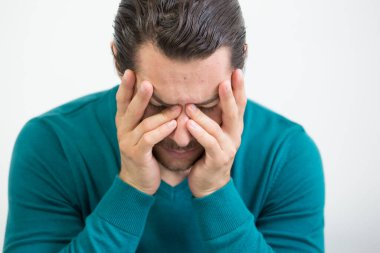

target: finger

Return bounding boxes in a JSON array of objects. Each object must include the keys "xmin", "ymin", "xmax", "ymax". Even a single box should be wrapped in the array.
[
  {"xmin": 186, "ymin": 104, "xmax": 229, "ymax": 147},
  {"xmin": 219, "ymin": 80, "xmax": 239, "ymax": 133},
  {"xmin": 232, "ymin": 69, "xmax": 247, "ymax": 118},
  {"xmin": 131, "ymin": 105, "xmax": 181, "ymax": 145},
  {"xmin": 123, "ymin": 81, "xmax": 153, "ymax": 132},
  {"xmin": 116, "ymin": 70, "xmax": 135, "ymax": 117},
  {"xmin": 137, "ymin": 120, "xmax": 177, "ymax": 154},
  {"xmin": 115, "ymin": 70, "xmax": 136, "ymax": 129},
  {"xmin": 186, "ymin": 120, "xmax": 220, "ymax": 158}
]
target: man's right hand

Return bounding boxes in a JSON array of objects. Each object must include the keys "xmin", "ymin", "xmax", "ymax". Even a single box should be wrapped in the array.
[{"xmin": 115, "ymin": 69, "xmax": 181, "ymax": 195}]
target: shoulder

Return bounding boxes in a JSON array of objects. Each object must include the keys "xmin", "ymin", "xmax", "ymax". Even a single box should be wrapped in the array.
[
  {"xmin": 12, "ymin": 84, "xmax": 119, "ymax": 175},
  {"xmin": 236, "ymin": 99, "xmax": 324, "ymax": 201},
  {"xmin": 10, "ymin": 85, "xmax": 120, "ymax": 202},
  {"xmin": 243, "ymin": 99, "xmax": 304, "ymax": 138},
  {"xmin": 35, "ymin": 85, "xmax": 118, "ymax": 121},
  {"xmin": 17, "ymin": 85, "xmax": 119, "ymax": 142},
  {"xmin": 239, "ymin": 99, "xmax": 311, "ymax": 162},
  {"xmin": 243, "ymin": 99, "xmax": 322, "ymax": 166}
]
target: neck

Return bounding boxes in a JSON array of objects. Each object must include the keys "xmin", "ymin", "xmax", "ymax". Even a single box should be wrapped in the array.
[{"xmin": 159, "ymin": 164, "xmax": 191, "ymax": 187}]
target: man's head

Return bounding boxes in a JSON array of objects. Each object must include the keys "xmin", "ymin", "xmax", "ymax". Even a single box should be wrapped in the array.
[
  {"xmin": 111, "ymin": 0, "xmax": 247, "ymax": 173},
  {"xmin": 112, "ymin": 0, "xmax": 247, "ymax": 75}
]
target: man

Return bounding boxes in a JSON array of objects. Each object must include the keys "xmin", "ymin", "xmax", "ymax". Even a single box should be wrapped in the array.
[{"xmin": 4, "ymin": 0, "xmax": 325, "ymax": 252}]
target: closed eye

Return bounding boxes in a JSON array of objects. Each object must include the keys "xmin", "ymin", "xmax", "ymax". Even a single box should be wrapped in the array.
[
  {"xmin": 200, "ymin": 105, "xmax": 218, "ymax": 113},
  {"xmin": 148, "ymin": 103, "xmax": 168, "ymax": 111},
  {"xmin": 149, "ymin": 102, "xmax": 218, "ymax": 113}
]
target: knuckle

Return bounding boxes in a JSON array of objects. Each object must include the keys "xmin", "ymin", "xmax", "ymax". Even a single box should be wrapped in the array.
[
  {"xmin": 208, "ymin": 128, "xmax": 218, "ymax": 138},
  {"xmin": 141, "ymin": 134, "xmax": 154, "ymax": 146},
  {"xmin": 129, "ymin": 149, "xmax": 139, "ymax": 160},
  {"xmin": 220, "ymin": 155, "xmax": 230, "ymax": 166},
  {"xmin": 207, "ymin": 137, "xmax": 218, "ymax": 149},
  {"xmin": 221, "ymin": 145, "xmax": 237, "ymax": 163},
  {"xmin": 139, "ymin": 119, "xmax": 150, "ymax": 132}
]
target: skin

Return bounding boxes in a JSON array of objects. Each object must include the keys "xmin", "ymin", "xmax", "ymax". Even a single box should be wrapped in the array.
[{"xmin": 113, "ymin": 42, "xmax": 247, "ymax": 197}]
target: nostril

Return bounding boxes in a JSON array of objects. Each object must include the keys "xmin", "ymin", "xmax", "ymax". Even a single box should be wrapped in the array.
[{"xmin": 170, "ymin": 120, "xmax": 192, "ymax": 147}]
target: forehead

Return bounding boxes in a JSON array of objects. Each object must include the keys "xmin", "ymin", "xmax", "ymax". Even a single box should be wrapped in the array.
[{"xmin": 135, "ymin": 43, "xmax": 232, "ymax": 105}]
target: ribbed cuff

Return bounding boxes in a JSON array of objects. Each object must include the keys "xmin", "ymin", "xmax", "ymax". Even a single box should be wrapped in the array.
[
  {"xmin": 93, "ymin": 175, "xmax": 156, "ymax": 236},
  {"xmin": 191, "ymin": 178, "xmax": 252, "ymax": 240}
]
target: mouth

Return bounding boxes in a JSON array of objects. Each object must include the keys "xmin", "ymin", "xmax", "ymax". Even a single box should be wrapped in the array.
[{"xmin": 161, "ymin": 146, "xmax": 199, "ymax": 157}]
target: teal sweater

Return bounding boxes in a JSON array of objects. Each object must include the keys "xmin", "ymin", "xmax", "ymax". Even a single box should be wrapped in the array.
[{"xmin": 4, "ymin": 85, "xmax": 325, "ymax": 252}]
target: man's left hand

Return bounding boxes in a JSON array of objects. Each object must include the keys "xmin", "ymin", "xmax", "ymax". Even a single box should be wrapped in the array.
[{"xmin": 186, "ymin": 69, "xmax": 247, "ymax": 198}]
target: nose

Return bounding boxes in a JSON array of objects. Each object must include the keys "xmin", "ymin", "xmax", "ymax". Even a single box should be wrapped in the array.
[{"xmin": 169, "ymin": 106, "xmax": 192, "ymax": 147}]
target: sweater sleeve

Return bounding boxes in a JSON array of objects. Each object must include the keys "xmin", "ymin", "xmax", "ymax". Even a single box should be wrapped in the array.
[
  {"xmin": 191, "ymin": 128, "xmax": 325, "ymax": 252},
  {"xmin": 3, "ymin": 119, "xmax": 155, "ymax": 253}
]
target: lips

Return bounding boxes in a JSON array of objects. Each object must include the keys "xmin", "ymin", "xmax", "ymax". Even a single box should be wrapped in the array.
[
  {"xmin": 168, "ymin": 148, "xmax": 195, "ymax": 153},
  {"xmin": 161, "ymin": 146, "xmax": 198, "ymax": 157}
]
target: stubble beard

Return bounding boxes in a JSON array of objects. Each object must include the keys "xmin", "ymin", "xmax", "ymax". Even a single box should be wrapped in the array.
[{"xmin": 152, "ymin": 139, "xmax": 205, "ymax": 173}]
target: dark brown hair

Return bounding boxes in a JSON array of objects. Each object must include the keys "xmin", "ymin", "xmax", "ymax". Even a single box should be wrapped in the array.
[{"xmin": 112, "ymin": 0, "xmax": 247, "ymax": 76}]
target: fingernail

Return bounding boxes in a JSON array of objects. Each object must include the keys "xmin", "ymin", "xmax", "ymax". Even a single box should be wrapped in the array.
[
  {"xmin": 225, "ymin": 82, "xmax": 231, "ymax": 92},
  {"xmin": 140, "ymin": 83, "xmax": 147, "ymax": 93},
  {"xmin": 188, "ymin": 104, "xmax": 197, "ymax": 112},
  {"xmin": 170, "ymin": 105, "xmax": 180, "ymax": 111},
  {"xmin": 167, "ymin": 120, "xmax": 176, "ymax": 128}
]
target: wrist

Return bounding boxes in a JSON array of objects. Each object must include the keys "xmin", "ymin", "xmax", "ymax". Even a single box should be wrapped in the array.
[
  {"xmin": 118, "ymin": 171, "xmax": 156, "ymax": 196},
  {"xmin": 192, "ymin": 177, "xmax": 231, "ymax": 198}
]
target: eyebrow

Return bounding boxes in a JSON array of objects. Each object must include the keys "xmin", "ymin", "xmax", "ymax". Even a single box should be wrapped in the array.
[{"xmin": 151, "ymin": 92, "xmax": 219, "ymax": 106}]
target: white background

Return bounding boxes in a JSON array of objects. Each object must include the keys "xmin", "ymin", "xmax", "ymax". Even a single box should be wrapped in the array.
[{"xmin": 1, "ymin": 0, "xmax": 379, "ymax": 252}]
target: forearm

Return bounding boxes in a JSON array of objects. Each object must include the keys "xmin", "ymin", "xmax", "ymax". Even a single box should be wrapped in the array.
[
  {"xmin": 60, "ymin": 176, "xmax": 155, "ymax": 253},
  {"xmin": 191, "ymin": 178, "xmax": 323, "ymax": 253},
  {"xmin": 5, "ymin": 176, "xmax": 155, "ymax": 253}
]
